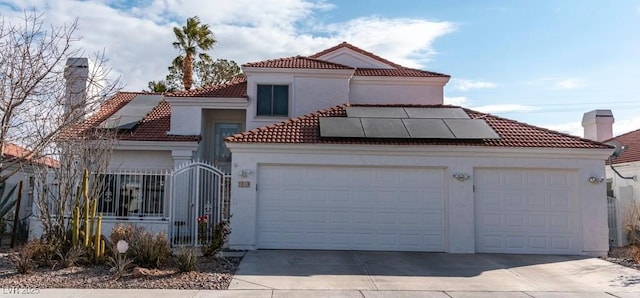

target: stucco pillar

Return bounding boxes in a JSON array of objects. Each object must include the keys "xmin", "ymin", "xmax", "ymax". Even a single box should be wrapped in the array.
[
  {"xmin": 171, "ymin": 150, "xmax": 194, "ymax": 167},
  {"xmin": 448, "ymin": 166, "xmax": 476, "ymax": 253}
]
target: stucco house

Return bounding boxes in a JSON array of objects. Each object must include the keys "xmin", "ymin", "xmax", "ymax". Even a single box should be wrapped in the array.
[
  {"xmin": 582, "ymin": 110, "xmax": 640, "ymax": 246},
  {"xmin": 62, "ymin": 42, "xmax": 612, "ymax": 256}
]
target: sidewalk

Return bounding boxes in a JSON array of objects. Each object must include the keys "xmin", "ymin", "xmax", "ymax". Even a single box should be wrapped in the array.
[{"xmin": 2, "ymin": 289, "xmax": 638, "ymax": 298}]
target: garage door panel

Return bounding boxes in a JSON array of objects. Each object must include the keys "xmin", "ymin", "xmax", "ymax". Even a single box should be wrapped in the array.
[
  {"xmin": 475, "ymin": 169, "xmax": 580, "ymax": 254},
  {"xmin": 257, "ymin": 165, "xmax": 446, "ymax": 251}
]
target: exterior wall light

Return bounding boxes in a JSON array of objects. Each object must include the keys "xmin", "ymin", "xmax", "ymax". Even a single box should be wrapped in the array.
[
  {"xmin": 588, "ymin": 176, "xmax": 605, "ymax": 184},
  {"xmin": 452, "ymin": 172, "xmax": 471, "ymax": 182},
  {"xmin": 239, "ymin": 170, "xmax": 253, "ymax": 178}
]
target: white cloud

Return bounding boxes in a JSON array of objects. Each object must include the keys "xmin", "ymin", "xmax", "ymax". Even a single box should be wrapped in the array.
[
  {"xmin": 470, "ymin": 104, "xmax": 540, "ymax": 114},
  {"xmin": 543, "ymin": 122, "xmax": 583, "ymax": 137},
  {"xmin": 0, "ymin": 0, "xmax": 456, "ymax": 90},
  {"xmin": 452, "ymin": 79, "xmax": 496, "ymax": 91},
  {"xmin": 554, "ymin": 78, "xmax": 586, "ymax": 90},
  {"xmin": 443, "ymin": 96, "xmax": 468, "ymax": 106}
]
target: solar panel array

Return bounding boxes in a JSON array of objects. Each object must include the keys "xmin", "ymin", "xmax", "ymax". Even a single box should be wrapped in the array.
[
  {"xmin": 319, "ymin": 107, "xmax": 500, "ymax": 140},
  {"xmin": 101, "ymin": 95, "xmax": 164, "ymax": 129}
]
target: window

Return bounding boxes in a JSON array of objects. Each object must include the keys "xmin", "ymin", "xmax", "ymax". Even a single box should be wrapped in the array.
[
  {"xmin": 257, "ymin": 84, "xmax": 288, "ymax": 116},
  {"xmin": 98, "ymin": 173, "xmax": 167, "ymax": 217}
]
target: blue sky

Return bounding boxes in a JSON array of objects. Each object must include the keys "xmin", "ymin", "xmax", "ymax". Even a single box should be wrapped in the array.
[{"xmin": 2, "ymin": 0, "xmax": 639, "ymax": 136}]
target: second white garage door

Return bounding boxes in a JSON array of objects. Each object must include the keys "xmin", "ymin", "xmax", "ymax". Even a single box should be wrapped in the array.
[
  {"xmin": 256, "ymin": 165, "xmax": 446, "ymax": 251},
  {"xmin": 474, "ymin": 169, "xmax": 581, "ymax": 255}
]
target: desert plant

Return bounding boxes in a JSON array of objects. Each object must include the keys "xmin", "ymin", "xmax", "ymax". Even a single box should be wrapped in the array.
[
  {"xmin": 127, "ymin": 226, "xmax": 171, "ymax": 268},
  {"xmin": 625, "ymin": 201, "xmax": 640, "ymax": 245},
  {"xmin": 110, "ymin": 223, "xmax": 134, "ymax": 244},
  {"xmin": 11, "ymin": 240, "xmax": 40, "ymax": 274},
  {"xmin": 107, "ymin": 242, "xmax": 134, "ymax": 280},
  {"xmin": 201, "ymin": 220, "xmax": 231, "ymax": 257},
  {"xmin": 55, "ymin": 245, "xmax": 88, "ymax": 269},
  {"xmin": 175, "ymin": 246, "xmax": 198, "ymax": 272},
  {"xmin": 28, "ymin": 239, "xmax": 57, "ymax": 268}
]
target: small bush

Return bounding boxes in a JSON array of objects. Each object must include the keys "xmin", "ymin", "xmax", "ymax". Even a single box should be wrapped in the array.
[
  {"xmin": 29, "ymin": 239, "xmax": 56, "ymax": 268},
  {"xmin": 55, "ymin": 245, "xmax": 88, "ymax": 269},
  {"xmin": 175, "ymin": 246, "xmax": 198, "ymax": 272},
  {"xmin": 201, "ymin": 220, "xmax": 231, "ymax": 257},
  {"xmin": 107, "ymin": 249, "xmax": 134, "ymax": 279},
  {"xmin": 127, "ymin": 226, "xmax": 171, "ymax": 268},
  {"xmin": 110, "ymin": 223, "xmax": 134, "ymax": 244},
  {"xmin": 11, "ymin": 241, "xmax": 38, "ymax": 274}
]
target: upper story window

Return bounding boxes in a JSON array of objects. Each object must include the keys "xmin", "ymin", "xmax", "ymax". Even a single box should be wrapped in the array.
[{"xmin": 257, "ymin": 85, "xmax": 288, "ymax": 116}]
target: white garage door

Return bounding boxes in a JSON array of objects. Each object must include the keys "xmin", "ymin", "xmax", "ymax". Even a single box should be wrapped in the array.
[
  {"xmin": 257, "ymin": 165, "xmax": 445, "ymax": 251},
  {"xmin": 474, "ymin": 169, "xmax": 581, "ymax": 254}
]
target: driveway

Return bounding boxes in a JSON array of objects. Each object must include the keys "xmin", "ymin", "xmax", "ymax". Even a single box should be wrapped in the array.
[{"xmin": 230, "ymin": 250, "xmax": 640, "ymax": 296}]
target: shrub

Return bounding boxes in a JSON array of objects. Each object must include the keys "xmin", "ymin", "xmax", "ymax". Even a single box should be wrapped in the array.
[
  {"xmin": 29, "ymin": 239, "xmax": 57, "ymax": 268},
  {"xmin": 107, "ymin": 248, "xmax": 134, "ymax": 279},
  {"xmin": 175, "ymin": 246, "xmax": 198, "ymax": 272},
  {"xmin": 127, "ymin": 226, "xmax": 171, "ymax": 268},
  {"xmin": 55, "ymin": 245, "xmax": 88, "ymax": 269},
  {"xmin": 201, "ymin": 220, "xmax": 231, "ymax": 257},
  {"xmin": 11, "ymin": 241, "xmax": 38, "ymax": 274},
  {"xmin": 110, "ymin": 223, "xmax": 134, "ymax": 244}
]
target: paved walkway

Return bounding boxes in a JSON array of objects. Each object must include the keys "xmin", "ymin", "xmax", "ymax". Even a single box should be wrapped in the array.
[{"xmin": 3, "ymin": 288, "xmax": 640, "ymax": 297}]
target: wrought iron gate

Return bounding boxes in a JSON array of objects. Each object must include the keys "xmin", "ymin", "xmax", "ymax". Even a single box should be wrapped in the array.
[{"xmin": 170, "ymin": 161, "xmax": 229, "ymax": 246}]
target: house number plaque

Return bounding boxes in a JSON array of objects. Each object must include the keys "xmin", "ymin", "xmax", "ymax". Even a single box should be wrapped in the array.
[{"xmin": 238, "ymin": 181, "xmax": 251, "ymax": 188}]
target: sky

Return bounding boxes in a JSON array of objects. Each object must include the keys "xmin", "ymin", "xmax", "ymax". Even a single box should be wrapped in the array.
[{"xmin": 2, "ymin": 0, "xmax": 639, "ymax": 137}]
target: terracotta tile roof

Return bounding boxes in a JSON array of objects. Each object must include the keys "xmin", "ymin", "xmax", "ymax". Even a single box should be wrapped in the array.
[
  {"xmin": 226, "ymin": 104, "xmax": 610, "ymax": 149},
  {"xmin": 245, "ymin": 42, "xmax": 449, "ymax": 78},
  {"xmin": 242, "ymin": 56, "xmax": 353, "ymax": 69},
  {"xmin": 2, "ymin": 143, "xmax": 59, "ymax": 168},
  {"xmin": 63, "ymin": 92, "xmax": 199, "ymax": 142},
  {"xmin": 309, "ymin": 42, "xmax": 403, "ymax": 68},
  {"xmin": 167, "ymin": 76, "xmax": 247, "ymax": 98},
  {"xmin": 607, "ymin": 128, "xmax": 640, "ymax": 164},
  {"xmin": 355, "ymin": 68, "xmax": 449, "ymax": 78}
]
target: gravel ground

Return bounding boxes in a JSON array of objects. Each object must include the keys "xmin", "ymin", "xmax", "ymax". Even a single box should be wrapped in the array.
[
  {"xmin": 0, "ymin": 252, "xmax": 241, "ymax": 290},
  {"xmin": 602, "ymin": 246, "xmax": 640, "ymax": 270}
]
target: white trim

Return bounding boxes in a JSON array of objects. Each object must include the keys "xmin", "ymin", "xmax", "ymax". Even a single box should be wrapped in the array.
[
  {"xmin": 352, "ymin": 75, "xmax": 450, "ymax": 86},
  {"xmin": 115, "ymin": 140, "xmax": 199, "ymax": 151},
  {"xmin": 243, "ymin": 67, "xmax": 355, "ymax": 78},
  {"xmin": 166, "ymin": 97, "xmax": 248, "ymax": 109},
  {"xmin": 314, "ymin": 48, "xmax": 396, "ymax": 69},
  {"xmin": 226, "ymin": 142, "xmax": 613, "ymax": 160}
]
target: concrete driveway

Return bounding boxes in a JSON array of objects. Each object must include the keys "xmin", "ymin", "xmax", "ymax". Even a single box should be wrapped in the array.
[{"xmin": 230, "ymin": 250, "xmax": 640, "ymax": 297}]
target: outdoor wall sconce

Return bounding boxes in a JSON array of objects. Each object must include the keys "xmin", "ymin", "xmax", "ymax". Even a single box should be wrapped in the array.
[
  {"xmin": 239, "ymin": 169, "xmax": 253, "ymax": 178},
  {"xmin": 588, "ymin": 176, "xmax": 605, "ymax": 184},
  {"xmin": 452, "ymin": 172, "xmax": 471, "ymax": 182}
]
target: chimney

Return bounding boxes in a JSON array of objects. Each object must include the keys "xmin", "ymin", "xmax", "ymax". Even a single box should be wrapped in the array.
[
  {"xmin": 582, "ymin": 109, "xmax": 614, "ymax": 141},
  {"xmin": 64, "ymin": 58, "xmax": 89, "ymax": 123}
]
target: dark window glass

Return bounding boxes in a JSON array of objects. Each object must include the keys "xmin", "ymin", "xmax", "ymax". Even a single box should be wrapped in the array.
[{"xmin": 256, "ymin": 84, "xmax": 288, "ymax": 116}]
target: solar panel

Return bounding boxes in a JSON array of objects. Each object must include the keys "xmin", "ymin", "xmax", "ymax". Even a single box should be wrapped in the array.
[
  {"xmin": 346, "ymin": 107, "xmax": 408, "ymax": 118},
  {"xmin": 404, "ymin": 107, "xmax": 469, "ymax": 119},
  {"xmin": 403, "ymin": 119, "xmax": 455, "ymax": 139},
  {"xmin": 361, "ymin": 118, "xmax": 409, "ymax": 138},
  {"xmin": 319, "ymin": 117, "xmax": 365, "ymax": 137},
  {"xmin": 101, "ymin": 95, "xmax": 163, "ymax": 129},
  {"xmin": 443, "ymin": 119, "xmax": 500, "ymax": 139}
]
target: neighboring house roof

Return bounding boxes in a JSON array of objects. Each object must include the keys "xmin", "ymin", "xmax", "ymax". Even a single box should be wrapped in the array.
[
  {"xmin": 226, "ymin": 104, "xmax": 609, "ymax": 149},
  {"xmin": 245, "ymin": 42, "xmax": 450, "ymax": 78},
  {"xmin": 166, "ymin": 76, "xmax": 247, "ymax": 98},
  {"xmin": 243, "ymin": 56, "xmax": 353, "ymax": 69},
  {"xmin": 2, "ymin": 143, "xmax": 59, "ymax": 168},
  {"xmin": 607, "ymin": 128, "xmax": 640, "ymax": 164},
  {"xmin": 63, "ymin": 92, "xmax": 199, "ymax": 142},
  {"xmin": 309, "ymin": 42, "xmax": 403, "ymax": 68}
]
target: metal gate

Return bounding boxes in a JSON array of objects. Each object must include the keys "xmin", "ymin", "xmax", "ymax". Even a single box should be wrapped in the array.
[
  {"xmin": 170, "ymin": 161, "xmax": 229, "ymax": 246},
  {"xmin": 607, "ymin": 196, "xmax": 619, "ymax": 247}
]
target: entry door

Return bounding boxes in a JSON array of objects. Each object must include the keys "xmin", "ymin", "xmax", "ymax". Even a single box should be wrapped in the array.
[{"xmin": 214, "ymin": 123, "xmax": 242, "ymax": 173}]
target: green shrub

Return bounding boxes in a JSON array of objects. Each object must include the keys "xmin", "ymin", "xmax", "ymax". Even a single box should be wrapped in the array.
[
  {"xmin": 107, "ymin": 248, "xmax": 134, "ymax": 279},
  {"xmin": 175, "ymin": 246, "xmax": 198, "ymax": 272},
  {"xmin": 201, "ymin": 220, "xmax": 231, "ymax": 257},
  {"xmin": 127, "ymin": 226, "xmax": 171, "ymax": 268}
]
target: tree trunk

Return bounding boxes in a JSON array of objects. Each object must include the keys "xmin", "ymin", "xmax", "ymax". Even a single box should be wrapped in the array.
[{"xmin": 183, "ymin": 53, "xmax": 193, "ymax": 90}]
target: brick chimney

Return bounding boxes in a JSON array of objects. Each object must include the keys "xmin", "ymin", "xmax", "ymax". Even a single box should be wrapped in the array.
[
  {"xmin": 64, "ymin": 58, "xmax": 89, "ymax": 123},
  {"xmin": 582, "ymin": 109, "xmax": 614, "ymax": 141}
]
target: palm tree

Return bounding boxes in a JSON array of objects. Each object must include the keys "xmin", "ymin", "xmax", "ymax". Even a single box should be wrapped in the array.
[{"xmin": 172, "ymin": 16, "xmax": 216, "ymax": 90}]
